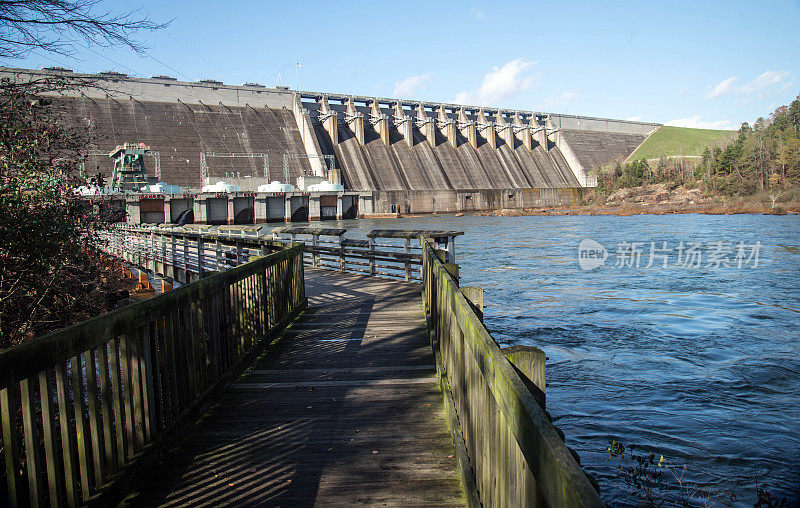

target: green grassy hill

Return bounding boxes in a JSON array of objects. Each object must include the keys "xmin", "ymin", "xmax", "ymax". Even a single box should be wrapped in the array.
[{"xmin": 628, "ymin": 125, "xmax": 736, "ymax": 161}]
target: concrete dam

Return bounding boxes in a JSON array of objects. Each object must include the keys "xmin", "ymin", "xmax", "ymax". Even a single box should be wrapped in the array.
[{"xmin": 2, "ymin": 66, "xmax": 659, "ymax": 218}]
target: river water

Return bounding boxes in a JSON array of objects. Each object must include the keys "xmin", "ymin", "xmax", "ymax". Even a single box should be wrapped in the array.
[{"xmin": 330, "ymin": 213, "xmax": 800, "ymax": 505}]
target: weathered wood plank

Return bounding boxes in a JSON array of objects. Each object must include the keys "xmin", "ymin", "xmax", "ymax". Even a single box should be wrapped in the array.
[
  {"xmin": 162, "ymin": 309, "xmax": 180, "ymax": 425},
  {"xmin": 54, "ymin": 361, "xmax": 79, "ymax": 507},
  {"xmin": 37, "ymin": 369, "xmax": 62, "ymax": 505},
  {"xmin": 96, "ymin": 344, "xmax": 117, "ymax": 477},
  {"xmin": 367, "ymin": 229, "xmax": 464, "ymax": 239},
  {"xmin": 128, "ymin": 329, "xmax": 145, "ymax": 452},
  {"xmin": 69, "ymin": 356, "xmax": 92, "ymax": 501},
  {"xmin": 83, "ymin": 349, "xmax": 104, "ymax": 487},
  {"xmin": 20, "ymin": 377, "xmax": 43, "ymax": 507},
  {"xmin": 1, "ymin": 385, "xmax": 23, "ymax": 507},
  {"xmin": 119, "ymin": 333, "xmax": 135, "ymax": 461},
  {"xmin": 140, "ymin": 323, "xmax": 157, "ymax": 444},
  {"xmin": 151, "ymin": 317, "xmax": 166, "ymax": 433},
  {"xmin": 108, "ymin": 338, "xmax": 126, "ymax": 470}
]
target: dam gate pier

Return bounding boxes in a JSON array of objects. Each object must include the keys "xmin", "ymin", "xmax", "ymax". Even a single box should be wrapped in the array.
[
  {"xmin": 98, "ymin": 186, "xmax": 590, "ymax": 226},
  {"xmin": 125, "ymin": 191, "xmax": 370, "ymax": 225}
]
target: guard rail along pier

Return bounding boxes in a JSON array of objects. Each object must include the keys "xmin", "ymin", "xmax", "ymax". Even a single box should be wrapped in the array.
[
  {"xmin": 0, "ymin": 228, "xmax": 604, "ymax": 506},
  {"xmin": 0, "ymin": 244, "xmax": 306, "ymax": 506}
]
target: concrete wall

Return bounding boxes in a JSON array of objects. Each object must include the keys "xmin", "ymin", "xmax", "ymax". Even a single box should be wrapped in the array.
[
  {"xmin": 548, "ymin": 114, "xmax": 658, "ymax": 135},
  {"xmin": 560, "ymin": 130, "xmax": 650, "ymax": 171},
  {"xmin": 0, "ymin": 67, "xmax": 293, "ymax": 108},
  {"xmin": 47, "ymin": 96, "xmax": 312, "ymax": 190},
  {"xmin": 2, "ymin": 67, "xmax": 657, "ymax": 202},
  {"xmin": 372, "ymin": 188, "xmax": 587, "ymax": 214}
]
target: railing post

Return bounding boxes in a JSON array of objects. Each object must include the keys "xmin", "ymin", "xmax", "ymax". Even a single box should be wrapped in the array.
[
  {"xmin": 215, "ymin": 239, "xmax": 221, "ymax": 271},
  {"xmin": 502, "ymin": 345, "xmax": 546, "ymax": 408},
  {"xmin": 312, "ymin": 234, "xmax": 319, "ymax": 268},
  {"xmin": 161, "ymin": 233, "xmax": 166, "ymax": 272},
  {"xmin": 339, "ymin": 237, "xmax": 346, "ymax": 272},
  {"xmin": 182, "ymin": 235, "xmax": 188, "ymax": 271},
  {"xmin": 404, "ymin": 238, "xmax": 411, "ymax": 282},
  {"xmin": 368, "ymin": 237, "xmax": 375, "ymax": 276},
  {"xmin": 136, "ymin": 233, "xmax": 142, "ymax": 270},
  {"xmin": 197, "ymin": 238, "xmax": 205, "ymax": 278},
  {"xmin": 445, "ymin": 235, "xmax": 456, "ymax": 264},
  {"xmin": 149, "ymin": 231, "xmax": 155, "ymax": 271},
  {"xmin": 171, "ymin": 234, "xmax": 176, "ymax": 272},
  {"xmin": 1, "ymin": 386, "xmax": 22, "ymax": 506},
  {"xmin": 445, "ymin": 263, "xmax": 459, "ymax": 285},
  {"xmin": 460, "ymin": 286, "xmax": 484, "ymax": 321}
]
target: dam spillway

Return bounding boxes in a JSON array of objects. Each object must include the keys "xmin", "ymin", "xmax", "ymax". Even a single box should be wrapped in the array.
[{"xmin": 1, "ymin": 66, "xmax": 660, "ymax": 217}]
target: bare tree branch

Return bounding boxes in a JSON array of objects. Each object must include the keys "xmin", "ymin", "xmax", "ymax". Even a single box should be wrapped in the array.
[{"xmin": 0, "ymin": 0, "xmax": 169, "ymax": 59}]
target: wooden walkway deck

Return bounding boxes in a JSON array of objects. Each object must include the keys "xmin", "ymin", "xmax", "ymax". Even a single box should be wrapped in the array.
[{"xmin": 121, "ymin": 268, "xmax": 465, "ymax": 507}]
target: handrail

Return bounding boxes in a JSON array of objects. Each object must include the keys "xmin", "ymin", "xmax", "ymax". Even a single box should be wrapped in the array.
[
  {"xmin": 100, "ymin": 225, "xmax": 444, "ymax": 283},
  {"xmin": 421, "ymin": 238, "xmax": 604, "ymax": 507},
  {"xmin": 0, "ymin": 245, "xmax": 306, "ymax": 506}
]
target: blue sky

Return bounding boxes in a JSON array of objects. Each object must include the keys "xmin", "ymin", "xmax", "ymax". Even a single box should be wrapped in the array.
[{"xmin": 7, "ymin": 0, "xmax": 800, "ymax": 129}]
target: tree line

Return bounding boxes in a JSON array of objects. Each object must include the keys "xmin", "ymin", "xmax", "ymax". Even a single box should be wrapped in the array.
[
  {"xmin": 598, "ymin": 95, "xmax": 800, "ymax": 198},
  {"xmin": 0, "ymin": 0, "xmax": 164, "ymax": 349}
]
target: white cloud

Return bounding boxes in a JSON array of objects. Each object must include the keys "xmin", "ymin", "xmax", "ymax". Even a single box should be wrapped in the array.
[
  {"xmin": 665, "ymin": 115, "xmax": 737, "ymax": 130},
  {"xmin": 454, "ymin": 58, "xmax": 535, "ymax": 105},
  {"xmin": 560, "ymin": 91, "xmax": 577, "ymax": 101},
  {"xmin": 706, "ymin": 76, "xmax": 737, "ymax": 99},
  {"xmin": 454, "ymin": 91, "xmax": 471, "ymax": 104},
  {"xmin": 626, "ymin": 115, "xmax": 642, "ymax": 121},
  {"xmin": 470, "ymin": 8, "xmax": 486, "ymax": 21},
  {"xmin": 705, "ymin": 71, "xmax": 790, "ymax": 100},
  {"xmin": 739, "ymin": 70, "xmax": 789, "ymax": 98},
  {"xmin": 393, "ymin": 74, "xmax": 430, "ymax": 97}
]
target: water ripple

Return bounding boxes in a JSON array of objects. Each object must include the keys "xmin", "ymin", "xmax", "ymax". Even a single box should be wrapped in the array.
[{"xmin": 334, "ymin": 213, "xmax": 800, "ymax": 505}]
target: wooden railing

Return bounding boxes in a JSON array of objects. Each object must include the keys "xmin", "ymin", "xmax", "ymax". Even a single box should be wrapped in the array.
[
  {"xmin": 99, "ymin": 225, "xmax": 462, "ymax": 284},
  {"xmin": 0, "ymin": 245, "xmax": 306, "ymax": 507},
  {"xmin": 272, "ymin": 227, "xmax": 429, "ymax": 282},
  {"xmin": 421, "ymin": 238, "xmax": 604, "ymax": 507},
  {"xmin": 97, "ymin": 226, "xmax": 289, "ymax": 285}
]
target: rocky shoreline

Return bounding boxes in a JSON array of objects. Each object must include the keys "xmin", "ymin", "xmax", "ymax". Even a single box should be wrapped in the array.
[
  {"xmin": 436, "ymin": 183, "xmax": 800, "ymax": 218},
  {"xmin": 461, "ymin": 202, "xmax": 798, "ymax": 217}
]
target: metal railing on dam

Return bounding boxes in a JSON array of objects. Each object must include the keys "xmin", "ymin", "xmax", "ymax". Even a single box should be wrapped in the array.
[
  {"xmin": 0, "ymin": 245, "xmax": 306, "ymax": 506},
  {"xmin": 421, "ymin": 238, "xmax": 604, "ymax": 506}
]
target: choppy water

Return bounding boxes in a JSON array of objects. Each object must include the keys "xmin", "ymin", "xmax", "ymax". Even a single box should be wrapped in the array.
[{"xmin": 330, "ymin": 213, "xmax": 800, "ymax": 505}]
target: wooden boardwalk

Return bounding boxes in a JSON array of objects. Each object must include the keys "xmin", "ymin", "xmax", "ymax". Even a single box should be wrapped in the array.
[{"xmin": 122, "ymin": 268, "xmax": 465, "ymax": 507}]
